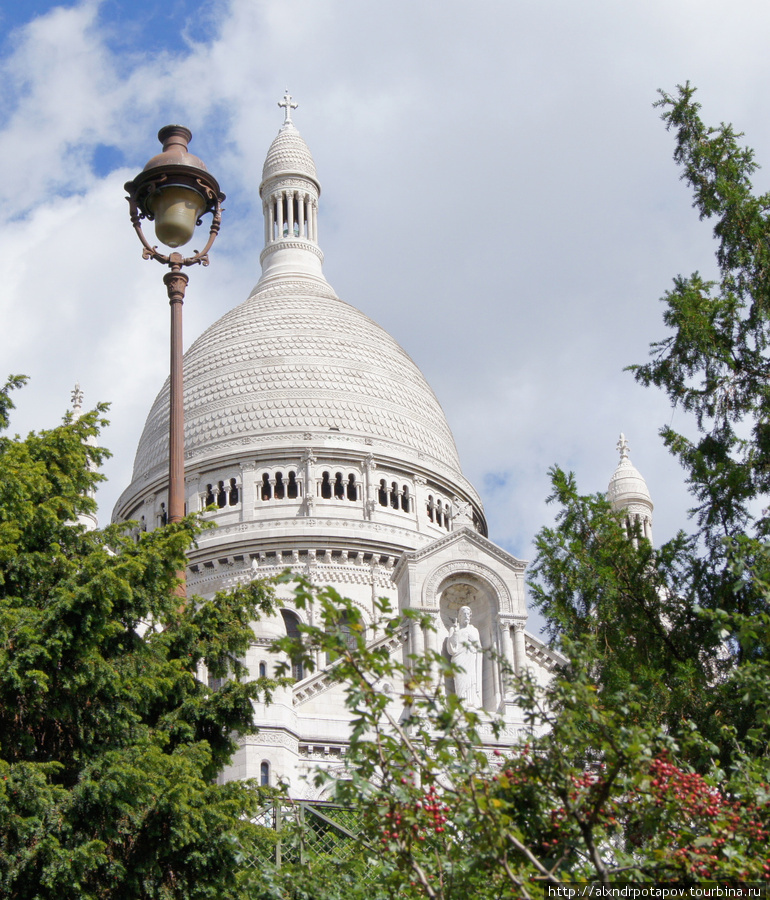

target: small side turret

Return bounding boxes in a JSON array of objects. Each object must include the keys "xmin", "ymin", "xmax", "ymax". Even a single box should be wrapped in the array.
[{"xmin": 607, "ymin": 433, "xmax": 653, "ymax": 545}]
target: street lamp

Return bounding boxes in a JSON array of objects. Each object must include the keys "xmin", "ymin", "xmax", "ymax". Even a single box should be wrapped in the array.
[{"xmin": 125, "ymin": 125, "xmax": 224, "ymax": 592}]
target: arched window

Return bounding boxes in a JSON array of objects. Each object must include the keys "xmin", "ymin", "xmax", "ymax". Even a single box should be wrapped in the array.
[
  {"xmin": 261, "ymin": 473, "xmax": 272, "ymax": 501},
  {"xmin": 260, "ymin": 761, "xmax": 270, "ymax": 786},
  {"xmin": 321, "ymin": 471, "xmax": 332, "ymax": 499},
  {"xmin": 325, "ymin": 612, "xmax": 363, "ymax": 666},
  {"xmin": 390, "ymin": 482, "xmax": 399, "ymax": 509},
  {"xmin": 378, "ymin": 479, "xmax": 388, "ymax": 506},
  {"xmin": 427, "ymin": 495, "xmax": 434, "ymax": 522},
  {"xmin": 228, "ymin": 478, "xmax": 239, "ymax": 505},
  {"xmin": 205, "ymin": 484, "xmax": 215, "ymax": 507},
  {"xmin": 275, "ymin": 471, "xmax": 285, "ymax": 500},
  {"xmin": 258, "ymin": 661, "xmax": 267, "ymax": 678},
  {"xmin": 401, "ymin": 485, "xmax": 410, "ymax": 512},
  {"xmin": 334, "ymin": 472, "xmax": 345, "ymax": 499},
  {"xmin": 347, "ymin": 474, "xmax": 357, "ymax": 501},
  {"xmin": 159, "ymin": 503, "xmax": 168, "ymax": 526},
  {"xmin": 287, "ymin": 470, "xmax": 299, "ymax": 499},
  {"xmin": 217, "ymin": 481, "xmax": 227, "ymax": 508},
  {"xmin": 280, "ymin": 610, "xmax": 304, "ymax": 681}
]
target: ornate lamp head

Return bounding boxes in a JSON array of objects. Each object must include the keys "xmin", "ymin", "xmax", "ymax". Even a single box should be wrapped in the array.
[{"xmin": 125, "ymin": 125, "xmax": 225, "ymax": 262}]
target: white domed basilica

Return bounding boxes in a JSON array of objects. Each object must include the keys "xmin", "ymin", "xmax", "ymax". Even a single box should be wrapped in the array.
[{"xmin": 114, "ymin": 96, "xmax": 580, "ymax": 798}]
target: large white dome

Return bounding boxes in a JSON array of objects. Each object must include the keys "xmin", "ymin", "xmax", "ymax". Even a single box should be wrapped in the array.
[{"xmin": 130, "ymin": 278, "xmax": 462, "ymax": 484}]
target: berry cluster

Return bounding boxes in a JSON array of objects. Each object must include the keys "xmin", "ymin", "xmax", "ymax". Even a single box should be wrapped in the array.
[
  {"xmin": 647, "ymin": 756, "xmax": 770, "ymax": 879},
  {"xmin": 379, "ymin": 783, "xmax": 451, "ymax": 848}
]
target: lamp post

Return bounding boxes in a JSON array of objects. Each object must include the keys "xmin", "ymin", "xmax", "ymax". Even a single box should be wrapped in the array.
[{"xmin": 125, "ymin": 125, "xmax": 224, "ymax": 594}]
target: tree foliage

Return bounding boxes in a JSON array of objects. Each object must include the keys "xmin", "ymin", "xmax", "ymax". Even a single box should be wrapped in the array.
[{"xmin": 0, "ymin": 376, "xmax": 277, "ymax": 899}]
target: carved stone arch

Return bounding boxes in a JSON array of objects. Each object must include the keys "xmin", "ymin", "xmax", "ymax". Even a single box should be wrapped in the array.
[
  {"xmin": 306, "ymin": 764, "xmax": 351, "ymax": 801},
  {"xmin": 423, "ymin": 558, "xmax": 513, "ymax": 614},
  {"xmin": 422, "ymin": 559, "xmax": 513, "ymax": 714}
]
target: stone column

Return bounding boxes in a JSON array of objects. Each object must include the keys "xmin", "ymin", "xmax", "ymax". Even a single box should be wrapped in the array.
[
  {"xmin": 362, "ymin": 453, "xmax": 375, "ymax": 520},
  {"xmin": 513, "ymin": 620, "xmax": 528, "ymax": 675},
  {"xmin": 302, "ymin": 449, "xmax": 316, "ymax": 516},
  {"xmin": 422, "ymin": 610, "xmax": 441, "ymax": 688},
  {"xmin": 409, "ymin": 619, "xmax": 424, "ymax": 658},
  {"xmin": 240, "ymin": 461, "xmax": 256, "ymax": 523},
  {"xmin": 414, "ymin": 475, "xmax": 426, "ymax": 531},
  {"xmin": 297, "ymin": 193, "xmax": 305, "ymax": 238},
  {"xmin": 276, "ymin": 192, "xmax": 284, "ymax": 237},
  {"xmin": 184, "ymin": 474, "xmax": 198, "ymax": 518},
  {"xmin": 499, "ymin": 616, "xmax": 515, "ymax": 671},
  {"xmin": 286, "ymin": 190, "xmax": 295, "ymax": 236}
]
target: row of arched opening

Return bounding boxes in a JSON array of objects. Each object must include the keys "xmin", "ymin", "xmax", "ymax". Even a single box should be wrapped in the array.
[
  {"xmin": 378, "ymin": 480, "xmax": 411, "ymax": 512},
  {"xmin": 262, "ymin": 471, "xmax": 301, "ymax": 500},
  {"xmin": 427, "ymin": 495, "xmax": 452, "ymax": 530},
  {"xmin": 194, "ymin": 469, "xmax": 456, "ymax": 532},
  {"xmin": 204, "ymin": 479, "xmax": 240, "ymax": 508}
]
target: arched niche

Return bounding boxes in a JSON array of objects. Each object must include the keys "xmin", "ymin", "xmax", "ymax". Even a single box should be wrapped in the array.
[{"xmin": 433, "ymin": 571, "xmax": 504, "ymax": 713}]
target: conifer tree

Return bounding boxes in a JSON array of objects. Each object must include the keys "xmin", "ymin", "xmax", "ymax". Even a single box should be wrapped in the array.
[{"xmin": 0, "ymin": 376, "xmax": 276, "ymax": 899}]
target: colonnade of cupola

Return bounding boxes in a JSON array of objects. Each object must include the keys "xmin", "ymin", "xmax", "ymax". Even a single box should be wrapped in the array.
[
  {"xmin": 263, "ymin": 187, "xmax": 318, "ymax": 245},
  {"xmin": 257, "ymin": 92, "xmax": 324, "ymax": 281}
]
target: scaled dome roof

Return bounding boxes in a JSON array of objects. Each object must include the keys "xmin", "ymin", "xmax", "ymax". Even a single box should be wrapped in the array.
[
  {"xmin": 607, "ymin": 434, "xmax": 652, "ymax": 510},
  {"xmin": 261, "ymin": 121, "xmax": 318, "ymax": 187},
  {"xmin": 130, "ymin": 278, "xmax": 462, "ymax": 482}
]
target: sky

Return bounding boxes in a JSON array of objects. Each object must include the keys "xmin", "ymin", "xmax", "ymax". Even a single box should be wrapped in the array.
[{"xmin": 3, "ymin": 0, "xmax": 770, "ymax": 594}]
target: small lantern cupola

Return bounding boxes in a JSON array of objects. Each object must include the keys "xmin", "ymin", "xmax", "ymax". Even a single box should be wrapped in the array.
[
  {"xmin": 258, "ymin": 92, "xmax": 325, "ymax": 282},
  {"xmin": 607, "ymin": 433, "xmax": 654, "ymax": 545}
]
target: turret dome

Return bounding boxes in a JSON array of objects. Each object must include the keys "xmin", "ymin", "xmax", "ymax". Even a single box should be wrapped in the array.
[{"xmin": 607, "ymin": 433, "xmax": 653, "ymax": 544}]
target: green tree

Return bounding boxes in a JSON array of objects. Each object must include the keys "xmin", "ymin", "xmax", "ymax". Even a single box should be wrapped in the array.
[{"xmin": 0, "ymin": 376, "xmax": 277, "ymax": 899}]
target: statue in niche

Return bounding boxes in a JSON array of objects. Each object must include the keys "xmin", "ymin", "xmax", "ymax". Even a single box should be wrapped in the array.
[{"xmin": 447, "ymin": 605, "xmax": 482, "ymax": 707}]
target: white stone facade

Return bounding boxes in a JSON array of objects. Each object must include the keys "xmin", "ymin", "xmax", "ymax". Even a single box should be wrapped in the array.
[{"xmin": 114, "ymin": 96, "xmax": 563, "ymax": 798}]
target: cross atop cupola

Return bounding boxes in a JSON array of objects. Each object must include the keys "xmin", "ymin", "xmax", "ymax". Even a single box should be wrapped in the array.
[
  {"xmin": 71, "ymin": 383, "xmax": 84, "ymax": 417},
  {"xmin": 617, "ymin": 432, "xmax": 630, "ymax": 462},
  {"xmin": 278, "ymin": 90, "xmax": 298, "ymax": 125}
]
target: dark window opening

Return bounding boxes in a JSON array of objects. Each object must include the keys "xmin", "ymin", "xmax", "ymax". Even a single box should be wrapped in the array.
[
  {"xmin": 401, "ymin": 485, "xmax": 410, "ymax": 512},
  {"xmin": 228, "ymin": 478, "xmax": 239, "ymax": 505},
  {"xmin": 217, "ymin": 481, "xmax": 227, "ymax": 508},
  {"xmin": 260, "ymin": 761, "xmax": 270, "ymax": 786},
  {"xmin": 427, "ymin": 496, "xmax": 434, "ymax": 522},
  {"xmin": 347, "ymin": 474, "xmax": 357, "ymax": 501},
  {"xmin": 378, "ymin": 479, "xmax": 388, "ymax": 506},
  {"xmin": 281, "ymin": 610, "xmax": 305, "ymax": 681},
  {"xmin": 258, "ymin": 661, "xmax": 267, "ymax": 678},
  {"xmin": 287, "ymin": 470, "xmax": 299, "ymax": 499},
  {"xmin": 261, "ymin": 473, "xmax": 272, "ymax": 500},
  {"xmin": 321, "ymin": 471, "xmax": 332, "ymax": 500},
  {"xmin": 275, "ymin": 471, "xmax": 285, "ymax": 500},
  {"xmin": 334, "ymin": 472, "xmax": 345, "ymax": 500},
  {"xmin": 159, "ymin": 503, "xmax": 168, "ymax": 526},
  {"xmin": 390, "ymin": 481, "xmax": 399, "ymax": 509}
]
